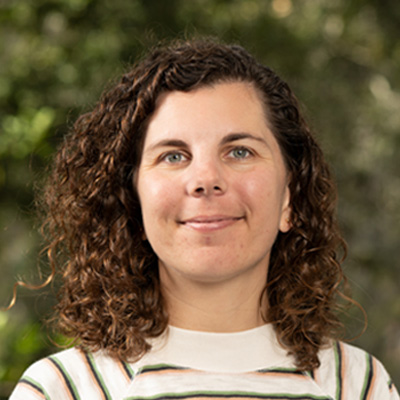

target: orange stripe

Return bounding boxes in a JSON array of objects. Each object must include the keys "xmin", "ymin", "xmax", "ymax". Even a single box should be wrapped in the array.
[
  {"xmin": 18, "ymin": 381, "xmax": 45, "ymax": 399},
  {"xmin": 80, "ymin": 351, "xmax": 106, "ymax": 400},
  {"xmin": 312, "ymin": 365, "xmax": 320, "ymax": 385},
  {"xmin": 139, "ymin": 367, "xmax": 197, "ymax": 376},
  {"xmin": 117, "ymin": 360, "xmax": 131, "ymax": 383},
  {"xmin": 182, "ymin": 398, "xmax": 273, "ymax": 400},
  {"xmin": 365, "ymin": 358, "xmax": 378, "ymax": 400},
  {"xmin": 389, "ymin": 383, "xmax": 397, "ymax": 393},
  {"xmin": 45, "ymin": 358, "xmax": 74, "ymax": 400},
  {"xmin": 340, "ymin": 342, "xmax": 346, "ymax": 400}
]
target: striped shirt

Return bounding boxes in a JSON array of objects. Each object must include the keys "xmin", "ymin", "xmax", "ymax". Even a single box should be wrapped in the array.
[{"xmin": 9, "ymin": 324, "xmax": 399, "ymax": 400}]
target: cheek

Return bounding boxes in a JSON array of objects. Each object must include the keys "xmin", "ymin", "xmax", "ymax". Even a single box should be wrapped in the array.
[
  {"xmin": 236, "ymin": 170, "xmax": 273, "ymax": 200},
  {"xmin": 236, "ymin": 170, "xmax": 287, "ymax": 215},
  {"xmin": 138, "ymin": 174, "xmax": 180, "ymax": 222}
]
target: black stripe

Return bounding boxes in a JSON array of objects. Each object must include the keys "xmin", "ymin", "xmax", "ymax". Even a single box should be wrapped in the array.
[
  {"xmin": 309, "ymin": 369, "xmax": 315, "ymax": 380},
  {"xmin": 127, "ymin": 393, "xmax": 332, "ymax": 400},
  {"xmin": 85, "ymin": 353, "xmax": 111, "ymax": 400},
  {"xmin": 20, "ymin": 378, "xmax": 45, "ymax": 395},
  {"xmin": 140, "ymin": 364, "xmax": 189, "ymax": 374},
  {"xmin": 336, "ymin": 342, "xmax": 343, "ymax": 400},
  {"xmin": 48, "ymin": 357, "xmax": 78, "ymax": 400},
  {"xmin": 256, "ymin": 368, "xmax": 304, "ymax": 376},
  {"xmin": 362, "ymin": 355, "xmax": 374, "ymax": 400},
  {"xmin": 121, "ymin": 360, "xmax": 134, "ymax": 380}
]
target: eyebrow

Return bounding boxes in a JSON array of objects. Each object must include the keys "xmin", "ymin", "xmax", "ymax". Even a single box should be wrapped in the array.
[
  {"xmin": 145, "ymin": 132, "xmax": 268, "ymax": 152},
  {"xmin": 220, "ymin": 132, "xmax": 268, "ymax": 146},
  {"xmin": 146, "ymin": 139, "xmax": 188, "ymax": 152}
]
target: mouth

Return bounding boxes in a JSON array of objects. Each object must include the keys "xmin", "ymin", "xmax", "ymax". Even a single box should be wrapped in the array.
[{"xmin": 179, "ymin": 215, "xmax": 244, "ymax": 232}]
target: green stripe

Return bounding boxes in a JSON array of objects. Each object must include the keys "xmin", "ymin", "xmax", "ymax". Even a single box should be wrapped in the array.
[
  {"xmin": 21, "ymin": 376, "xmax": 51, "ymax": 400},
  {"xmin": 49, "ymin": 356, "xmax": 81, "ymax": 400},
  {"xmin": 303, "ymin": 370, "xmax": 314, "ymax": 379},
  {"xmin": 123, "ymin": 361, "xmax": 135, "ymax": 379},
  {"xmin": 139, "ymin": 363, "xmax": 189, "ymax": 373},
  {"xmin": 87, "ymin": 352, "xmax": 112, "ymax": 399},
  {"xmin": 360, "ymin": 353, "xmax": 373, "ymax": 400},
  {"xmin": 126, "ymin": 390, "xmax": 331, "ymax": 400}
]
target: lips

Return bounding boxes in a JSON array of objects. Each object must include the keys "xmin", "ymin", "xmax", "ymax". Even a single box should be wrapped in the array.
[{"xmin": 179, "ymin": 215, "xmax": 243, "ymax": 232}]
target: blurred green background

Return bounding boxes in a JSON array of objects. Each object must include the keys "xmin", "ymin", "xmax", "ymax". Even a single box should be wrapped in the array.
[{"xmin": 1, "ymin": 0, "xmax": 399, "ymax": 397}]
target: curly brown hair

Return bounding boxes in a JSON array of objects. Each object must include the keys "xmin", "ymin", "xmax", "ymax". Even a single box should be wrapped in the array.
[{"xmin": 39, "ymin": 38, "xmax": 349, "ymax": 371}]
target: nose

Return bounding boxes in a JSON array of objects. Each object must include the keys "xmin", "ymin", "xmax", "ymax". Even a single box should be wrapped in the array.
[{"xmin": 186, "ymin": 159, "xmax": 227, "ymax": 197}]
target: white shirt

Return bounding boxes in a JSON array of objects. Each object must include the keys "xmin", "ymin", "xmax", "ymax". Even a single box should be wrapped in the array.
[{"xmin": 9, "ymin": 324, "xmax": 399, "ymax": 400}]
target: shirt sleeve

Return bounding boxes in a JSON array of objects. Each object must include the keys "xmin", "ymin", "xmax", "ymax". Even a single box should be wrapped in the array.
[
  {"xmin": 315, "ymin": 341, "xmax": 399, "ymax": 400},
  {"xmin": 371, "ymin": 356, "xmax": 400, "ymax": 400},
  {"xmin": 9, "ymin": 358, "xmax": 66, "ymax": 400},
  {"xmin": 8, "ymin": 350, "xmax": 83, "ymax": 400}
]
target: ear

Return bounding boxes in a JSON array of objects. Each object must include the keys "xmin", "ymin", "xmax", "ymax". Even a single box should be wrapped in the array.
[{"xmin": 279, "ymin": 185, "xmax": 291, "ymax": 233}]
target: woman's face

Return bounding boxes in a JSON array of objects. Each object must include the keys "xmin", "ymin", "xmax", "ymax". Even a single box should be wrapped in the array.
[{"xmin": 137, "ymin": 81, "xmax": 291, "ymax": 287}]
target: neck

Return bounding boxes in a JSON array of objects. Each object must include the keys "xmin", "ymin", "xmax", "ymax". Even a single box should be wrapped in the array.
[{"xmin": 159, "ymin": 266, "xmax": 268, "ymax": 332}]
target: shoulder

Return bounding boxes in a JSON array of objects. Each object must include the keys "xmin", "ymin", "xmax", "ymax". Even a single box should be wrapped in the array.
[
  {"xmin": 315, "ymin": 341, "xmax": 399, "ymax": 400},
  {"xmin": 9, "ymin": 347, "xmax": 135, "ymax": 400},
  {"xmin": 8, "ymin": 348, "xmax": 78, "ymax": 400}
]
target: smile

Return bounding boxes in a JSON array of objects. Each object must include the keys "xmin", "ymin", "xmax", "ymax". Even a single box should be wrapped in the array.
[{"xmin": 179, "ymin": 216, "xmax": 243, "ymax": 232}]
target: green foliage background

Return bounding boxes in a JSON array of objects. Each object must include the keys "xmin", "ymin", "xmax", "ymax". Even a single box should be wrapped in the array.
[{"xmin": 1, "ymin": 0, "xmax": 399, "ymax": 397}]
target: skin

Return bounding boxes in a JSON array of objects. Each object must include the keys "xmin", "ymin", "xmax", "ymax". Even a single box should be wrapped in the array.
[{"xmin": 136, "ymin": 81, "xmax": 291, "ymax": 332}]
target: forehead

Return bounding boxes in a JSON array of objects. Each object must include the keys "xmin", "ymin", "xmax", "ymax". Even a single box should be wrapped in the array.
[
  {"xmin": 143, "ymin": 81, "xmax": 270, "ymax": 144},
  {"xmin": 154, "ymin": 80, "xmax": 265, "ymax": 113}
]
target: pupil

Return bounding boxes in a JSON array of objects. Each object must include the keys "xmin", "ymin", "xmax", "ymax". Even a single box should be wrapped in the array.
[{"xmin": 170, "ymin": 154, "xmax": 180, "ymax": 162}]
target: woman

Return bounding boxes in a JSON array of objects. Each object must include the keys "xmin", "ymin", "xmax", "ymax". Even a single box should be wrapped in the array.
[{"xmin": 10, "ymin": 39, "xmax": 399, "ymax": 399}]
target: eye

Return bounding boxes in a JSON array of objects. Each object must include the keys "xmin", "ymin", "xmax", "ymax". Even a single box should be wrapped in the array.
[
  {"xmin": 162, "ymin": 151, "xmax": 187, "ymax": 164},
  {"xmin": 228, "ymin": 146, "xmax": 252, "ymax": 160}
]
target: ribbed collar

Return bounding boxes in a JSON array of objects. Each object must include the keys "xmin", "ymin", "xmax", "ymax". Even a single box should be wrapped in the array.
[{"xmin": 137, "ymin": 324, "xmax": 295, "ymax": 373}]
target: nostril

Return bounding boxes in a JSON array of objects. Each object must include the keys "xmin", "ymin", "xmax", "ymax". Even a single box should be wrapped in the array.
[{"xmin": 190, "ymin": 182, "xmax": 226, "ymax": 197}]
